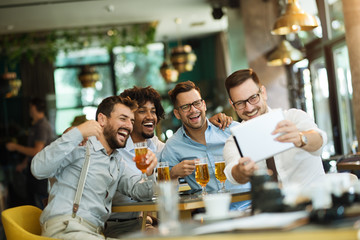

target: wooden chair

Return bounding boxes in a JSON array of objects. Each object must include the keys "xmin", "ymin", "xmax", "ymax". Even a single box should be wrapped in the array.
[{"xmin": 1, "ymin": 205, "xmax": 56, "ymax": 240}]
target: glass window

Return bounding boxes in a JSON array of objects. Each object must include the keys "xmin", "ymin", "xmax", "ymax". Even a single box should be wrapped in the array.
[
  {"xmin": 54, "ymin": 47, "xmax": 113, "ymax": 135},
  {"xmin": 327, "ymin": 0, "xmax": 345, "ymax": 38},
  {"xmin": 333, "ymin": 44, "xmax": 356, "ymax": 154},
  {"xmin": 113, "ymin": 43, "xmax": 166, "ymax": 95},
  {"xmin": 309, "ymin": 56, "xmax": 335, "ymax": 158}
]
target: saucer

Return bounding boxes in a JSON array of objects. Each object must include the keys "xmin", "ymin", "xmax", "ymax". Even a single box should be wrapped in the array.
[{"xmin": 194, "ymin": 211, "xmax": 244, "ymax": 221}]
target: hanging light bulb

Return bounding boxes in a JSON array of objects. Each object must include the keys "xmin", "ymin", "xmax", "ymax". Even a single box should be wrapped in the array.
[
  {"xmin": 160, "ymin": 37, "xmax": 179, "ymax": 83},
  {"xmin": 271, "ymin": 0, "xmax": 318, "ymax": 35},
  {"xmin": 0, "ymin": 68, "xmax": 22, "ymax": 98},
  {"xmin": 267, "ymin": 40, "xmax": 303, "ymax": 66},
  {"xmin": 78, "ymin": 65, "xmax": 100, "ymax": 88},
  {"xmin": 170, "ymin": 18, "xmax": 197, "ymax": 73}
]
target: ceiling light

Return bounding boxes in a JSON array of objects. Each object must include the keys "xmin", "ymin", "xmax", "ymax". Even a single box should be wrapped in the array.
[
  {"xmin": 267, "ymin": 40, "xmax": 303, "ymax": 66},
  {"xmin": 271, "ymin": 0, "xmax": 318, "ymax": 35},
  {"xmin": 78, "ymin": 65, "xmax": 100, "ymax": 88}
]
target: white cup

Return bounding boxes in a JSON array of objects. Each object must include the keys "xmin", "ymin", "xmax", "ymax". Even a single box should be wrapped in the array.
[{"xmin": 203, "ymin": 193, "xmax": 231, "ymax": 218}]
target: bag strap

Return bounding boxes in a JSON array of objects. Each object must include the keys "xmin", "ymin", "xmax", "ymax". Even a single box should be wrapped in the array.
[{"xmin": 72, "ymin": 141, "xmax": 91, "ymax": 218}]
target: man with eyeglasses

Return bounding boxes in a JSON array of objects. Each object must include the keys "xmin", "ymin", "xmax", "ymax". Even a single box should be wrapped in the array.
[
  {"xmin": 160, "ymin": 81, "xmax": 251, "ymax": 203},
  {"xmin": 223, "ymin": 69, "xmax": 326, "ymax": 190}
]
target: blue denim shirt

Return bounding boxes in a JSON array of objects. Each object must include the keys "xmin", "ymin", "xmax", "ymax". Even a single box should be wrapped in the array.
[{"xmin": 160, "ymin": 119, "xmax": 250, "ymax": 193}]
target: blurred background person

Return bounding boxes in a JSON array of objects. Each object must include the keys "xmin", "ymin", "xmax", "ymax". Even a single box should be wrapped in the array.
[{"xmin": 6, "ymin": 97, "xmax": 55, "ymax": 209}]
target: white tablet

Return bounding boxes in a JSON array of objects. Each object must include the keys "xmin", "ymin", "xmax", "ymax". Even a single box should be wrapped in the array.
[{"xmin": 230, "ymin": 109, "xmax": 294, "ymax": 162}]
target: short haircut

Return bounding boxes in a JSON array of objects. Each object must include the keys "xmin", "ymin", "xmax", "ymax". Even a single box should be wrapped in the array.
[
  {"xmin": 168, "ymin": 80, "xmax": 201, "ymax": 107},
  {"xmin": 95, "ymin": 96, "xmax": 138, "ymax": 121},
  {"xmin": 225, "ymin": 69, "xmax": 261, "ymax": 99},
  {"xmin": 30, "ymin": 98, "xmax": 46, "ymax": 113},
  {"xmin": 120, "ymin": 86, "xmax": 165, "ymax": 120}
]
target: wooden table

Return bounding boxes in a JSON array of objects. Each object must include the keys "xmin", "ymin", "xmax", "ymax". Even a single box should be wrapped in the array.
[{"xmin": 112, "ymin": 189, "xmax": 251, "ymax": 229}]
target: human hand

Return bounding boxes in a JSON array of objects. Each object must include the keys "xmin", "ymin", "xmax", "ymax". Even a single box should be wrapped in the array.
[
  {"xmin": 209, "ymin": 112, "xmax": 233, "ymax": 130},
  {"xmin": 144, "ymin": 150, "xmax": 158, "ymax": 176},
  {"xmin": 272, "ymin": 120, "xmax": 302, "ymax": 147},
  {"xmin": 15, "ymin": 160, "xmax": 27, "ymax": 172},
  {"xmin": 232, "ymin": 157, "xmax": 258, "ymax": 184},
  {"xmin": 6, "ymin": 142, "xmax": 18, "ymax": 152},
  {"xmin": 76, "ymin": 120, "xmax": 102, "ymax": 139},
  {"xmin": 63, "ymin": 126, "xmax": 87, "ymax": 146},
  {"xmin": 170, "ymin": 159, "xmax": 196, "ymax": 178}
]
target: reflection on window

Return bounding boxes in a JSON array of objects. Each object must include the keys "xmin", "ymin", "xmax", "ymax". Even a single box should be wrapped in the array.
[
  {"xmin": 333, "ymin": 44, "xmax": 356, "ymax": 154},
  {"xmin": 113, "ymin": 43, "xmax": 166, "ymax": 95},
  {"xmin": 309, "ymin": 57, "xmax": 335, "ymax": 158},
  {"xmin": 54, "ymin": 47, "xmax": 113, "ymax": 135},
  {"xmin": 327, "ymin": 0, "xmax": 345, "ymax": 38}
]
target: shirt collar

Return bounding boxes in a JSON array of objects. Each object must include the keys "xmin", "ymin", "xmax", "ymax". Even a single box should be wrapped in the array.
[
  {"xmin": 88, "ymin": 136, "xmax": 121, "ymax": 158},
  {"xmin": 180, "ymin": 118, "xmax": 211, "ymax": 138},
  {"xmin": 124, "ymin": 136, "xmax": 157, "ymax": 153}
]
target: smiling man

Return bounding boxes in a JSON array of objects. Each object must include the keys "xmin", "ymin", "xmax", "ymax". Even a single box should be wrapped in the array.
[
  {"xmin": 31, "ymin": 96, "xmax": 158, "ymax": 240},
  {"xmin": 104, "ymin": 86, "xmax": 165, "ymax": 237},
  {"xmin": 223, "ymin": 69, "xmax": 326, "ymax": 190},
  {"xmin": 160, "ymin": 81, "xmax": 250, "ymax": 198}
]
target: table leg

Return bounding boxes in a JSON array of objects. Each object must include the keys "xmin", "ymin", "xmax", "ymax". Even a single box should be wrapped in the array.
[
  {"xmin": 141, "ymin": 211, "xmax": 148, "ymax": 231},
  {"xmin": 179, "ymin": 210, "xmax": 192, "ymax": 220}
]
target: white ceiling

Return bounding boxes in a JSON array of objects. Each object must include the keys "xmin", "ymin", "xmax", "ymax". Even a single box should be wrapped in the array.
[{"xmin": 0, "ymin": 0, "xmax": 229, "ymax": 41}]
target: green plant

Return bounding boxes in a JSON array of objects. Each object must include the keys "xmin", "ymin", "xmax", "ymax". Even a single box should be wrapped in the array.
[{"xmin": 0, "ymin": 22, "xmax": 157, "ymax": 70}]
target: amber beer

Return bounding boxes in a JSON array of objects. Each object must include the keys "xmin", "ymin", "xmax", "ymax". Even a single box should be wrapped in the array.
[
  {"xmin": 215, "ymin": 161, "xmax": 226, "ymax": 182},
  {"xmin": 195, "ymin": 163, "xmax": 210, "ymax": 187},
  {"xmin": 158, "ymin": 166, "xmax": 170, "ymax": 182},
  {"xmin": 134, "ymin": 147, "xmax": 149, "ymax": 173}
]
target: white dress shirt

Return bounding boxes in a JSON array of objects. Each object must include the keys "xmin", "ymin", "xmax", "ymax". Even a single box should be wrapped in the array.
[{"xmin": 224, "ymin": 108, "xmax": 327, "ymax": 190}]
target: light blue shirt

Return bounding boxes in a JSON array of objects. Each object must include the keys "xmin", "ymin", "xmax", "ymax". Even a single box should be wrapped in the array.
[
  {"xmin": 110, "ymin": 136, "xmax": 164, "ymax": 220},
  {"xmin": 31, "ymin": 128, "xmax": 155, "ymax": 228},
  {"xmin": 160, "ymin": 119, "xmax": 250, "ymax": 193}
]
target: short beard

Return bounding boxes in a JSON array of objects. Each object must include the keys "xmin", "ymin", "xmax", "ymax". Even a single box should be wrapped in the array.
[
  {"xmin": 103, "ymin": 125, "xmax": 127, "ymax": 150},
  {"xmin": 142, "ymin": 132, "xmax": 154, "ymax": 139}
]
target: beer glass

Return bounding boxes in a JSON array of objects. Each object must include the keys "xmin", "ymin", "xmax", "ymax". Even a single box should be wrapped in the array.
[
  {"xmin": 214, "ymin": 156, "xmax": 227, "ymax": 192},
  {"xmin": 195, "ymin": 157, "xmax": 210, "ymax": 195},
  {"xmin": 134, "ymin": 141, "xmax": 149, "ymax": 182},
  {"xmin": 158, "ymin": 161, "xmax": 170, "ymax": 182}
]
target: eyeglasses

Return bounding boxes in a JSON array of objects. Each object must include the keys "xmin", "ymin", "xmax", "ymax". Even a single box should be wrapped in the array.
[
  {"xmin": 232, "ymin": 89, "xmax": 261, "ymax": 110},
  {"xmin": 177, "ymin": 99, "xmax": 204, "ymax": 112}
]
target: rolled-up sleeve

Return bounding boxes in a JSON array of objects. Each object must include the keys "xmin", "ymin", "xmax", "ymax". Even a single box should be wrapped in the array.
[
  {"xmin": 31, "ymin": 128, "xmax": 84, "ymax": 179},
  {"xmin": 116, "ymin": 161, "xmax": 156, "ymax": 201},
  {"xmin": 223, "ymin": 136, "xmax": 242, "ymax": 184}
]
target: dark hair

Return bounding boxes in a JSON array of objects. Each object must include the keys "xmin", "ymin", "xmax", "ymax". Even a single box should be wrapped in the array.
[
  {"xmin": 30, "ymin": 98, "xmax": 46, "ymax": 113},
  {"xmin": 225, "ymin": 69, "xmax": 261, "ymax": 99},
  {"xmin": 168, "ymin": 80, "xmax": 201, "ymax": 106},
  {"xmin": 120, "ymin": 86, "xmax": 165, "ymax": 120},
  {"xmin": 95, "ymin": 96, "xmax": 138, "ymax": 121}
]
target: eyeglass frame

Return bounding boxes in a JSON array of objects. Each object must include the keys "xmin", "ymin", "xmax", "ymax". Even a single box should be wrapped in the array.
[
  {"xmin": 176, "ymin": 99, "xmax": 204, "ymax": 112},
  {"xmin": 231, "ymin": 88, "xmax": 262, "ymax": 110}
]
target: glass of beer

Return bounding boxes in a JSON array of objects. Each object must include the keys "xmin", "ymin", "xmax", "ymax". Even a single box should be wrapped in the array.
[
  {"xmin": 157, "ymin": 161, "xmax": 170, "ymax": 182},
  {"xmin": 134, "ymin": 141, "xmax": 149, "ymax": 182},
  {"xmin": 214, "ymin": 156, "xmax": 227, "ymax": 192},
  {"xmin": 195, "ymin": 157, "xmax": 210, "ymax": 195}
]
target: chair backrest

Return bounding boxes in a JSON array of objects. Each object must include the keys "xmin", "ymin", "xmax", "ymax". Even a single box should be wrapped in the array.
[{"xmin": 1, "ymin": 205, "xmax": 55, "ymax": 240}]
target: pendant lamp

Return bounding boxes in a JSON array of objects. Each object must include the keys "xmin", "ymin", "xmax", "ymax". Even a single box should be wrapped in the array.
[
  {"xmin": 78, "ymin": 65, "xmax": 99, "ymax": 88},
  {"xmin": 271, "ymin": 0, "xmax": 318, "ymax": 35},
  {"xmin": 0, "ymin": 68, "xmax": 22, "ymax": 98},
  {"xmin": 160, "ymin": 38, "xmax": 179, "ymax": 83},
  {"xmin": 267, "ymin": 40, "xmax": 303, "ymax": 66},
  {"xmin": 170, "ymin": 18, "xmax": 197, "ymax": 73}
]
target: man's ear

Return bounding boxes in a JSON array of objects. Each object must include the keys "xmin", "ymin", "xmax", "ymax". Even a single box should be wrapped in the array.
[
  {"xmin": 173, "ymin": 109, "xmax": 181, "ymax": 120},
  {"xmin": 261, "ymin": 85, "xmax": 268, "ymax": 101},
  {"xmin": 97, "ymin": 113, "xmax": 107, "ymax": 127},
  {"xmin": 229, "ymin": 99, "xmax": 235, "ymax": 111}
]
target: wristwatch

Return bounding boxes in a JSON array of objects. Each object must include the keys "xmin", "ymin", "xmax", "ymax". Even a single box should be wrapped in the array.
[{"xmin": 299, "ymin": 132, "xmax": 308, "ymax": 148}]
